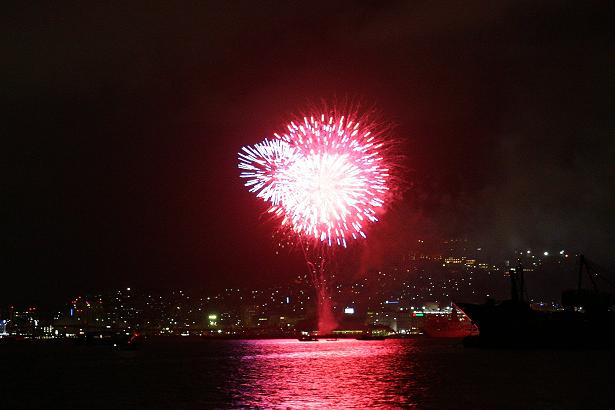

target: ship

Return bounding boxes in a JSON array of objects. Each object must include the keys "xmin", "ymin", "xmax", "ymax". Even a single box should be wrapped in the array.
[
  {"xmin": 297, "ymin": 331, "xmax": 319, "ymax": 341},
  {"xmin": 458, "ymin": 255, "xmax": 615, "ymax": 348},
  {"xmin": 356, "ymin": 324, "xmax": 391, "ymax": 340},
  {"xmin": 356, "ymin": 334, "xmax": 387, "ymax": 340},
  {"xmin": 422, "ymin": 306, "xmax": 478, "ymax": 338}
]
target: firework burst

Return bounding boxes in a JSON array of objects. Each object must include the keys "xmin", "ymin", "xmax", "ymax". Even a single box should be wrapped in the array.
[{"xmin": 239, "ymin": 111, "xmax": 394, "ymax": 247}]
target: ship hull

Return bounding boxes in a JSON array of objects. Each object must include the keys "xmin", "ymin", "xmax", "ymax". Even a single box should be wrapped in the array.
[{"xmin": 458, "ymin": 301, "xmax": 615, "ymax": 349}]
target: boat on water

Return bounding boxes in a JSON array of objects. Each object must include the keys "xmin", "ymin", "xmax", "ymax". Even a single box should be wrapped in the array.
[
  {"xmin": 356, "ymin": 334, "xmax": 387, "ymax": 340},
  {"xmin": 422, "ymin": 306, "xmax": 478, "ymax": 338},
  {"xmin": 458, "ymin": 255, "xmax": 615, "ymax": 348},
  {"xmin": 297, "ymin": 331, "xmax": 319, "ymax": 341}
]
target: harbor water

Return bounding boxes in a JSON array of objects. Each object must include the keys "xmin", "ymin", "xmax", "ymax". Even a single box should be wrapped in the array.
[{"xmin": 2, "ymin": 338, "xmax": 614, "ymax": 409}]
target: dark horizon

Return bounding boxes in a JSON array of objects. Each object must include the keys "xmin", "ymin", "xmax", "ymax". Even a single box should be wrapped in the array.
[{"xmin": 3, "ymin": 1, "xmax": 614, "ymax": 305}]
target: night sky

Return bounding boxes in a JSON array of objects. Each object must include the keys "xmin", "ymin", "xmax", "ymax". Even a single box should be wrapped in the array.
[{"xmin": 3, "ymin": 1, "xmax": 614, "ymax": 305}]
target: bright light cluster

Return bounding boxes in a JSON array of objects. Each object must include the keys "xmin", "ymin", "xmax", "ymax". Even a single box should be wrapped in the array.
[{"xmin": 239, "ymin": 113, "xmax": 391, "ymax": 247}]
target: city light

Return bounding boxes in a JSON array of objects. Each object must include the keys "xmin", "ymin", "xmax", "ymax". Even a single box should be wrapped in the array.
[{"xmin": 1, "ymin": 241, "xmax": 581, "ymax": 340}]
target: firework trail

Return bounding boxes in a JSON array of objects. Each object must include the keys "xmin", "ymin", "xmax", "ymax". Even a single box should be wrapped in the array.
[{"xmin": 239, "ymin": 108, "xmax": 396, "ymax": 333}]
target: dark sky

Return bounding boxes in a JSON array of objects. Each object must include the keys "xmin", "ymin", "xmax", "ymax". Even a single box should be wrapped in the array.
[{"xmin": 3, "ymin": 1, "xmax": 614, "ymax": 305}]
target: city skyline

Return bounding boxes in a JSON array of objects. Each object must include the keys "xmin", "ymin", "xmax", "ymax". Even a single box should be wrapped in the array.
[{"xmin": 3, "ymin": 241, "xmax": 580, "ymax": 310}]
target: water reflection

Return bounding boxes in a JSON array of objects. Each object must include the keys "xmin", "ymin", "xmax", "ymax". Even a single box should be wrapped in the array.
[{"xmin": 226, "ymin": 339, "xmax": 420, "ymax": 409}]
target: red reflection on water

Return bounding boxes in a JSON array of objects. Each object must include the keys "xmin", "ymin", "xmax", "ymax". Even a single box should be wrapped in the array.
[{"xmin": 229, "ymin": 339, "xmax": 419, "ymax": 409}]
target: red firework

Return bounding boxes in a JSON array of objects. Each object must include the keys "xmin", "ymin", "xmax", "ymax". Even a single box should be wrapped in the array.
[{"xmin": 239, "ymin": 109, "xmax": 396, "ymax": 247}]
